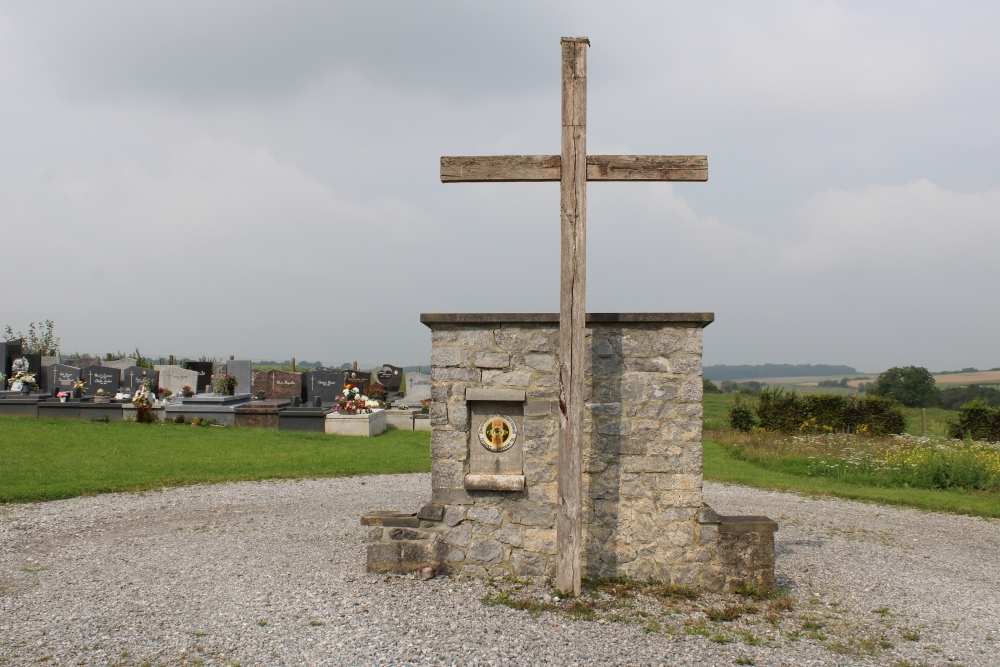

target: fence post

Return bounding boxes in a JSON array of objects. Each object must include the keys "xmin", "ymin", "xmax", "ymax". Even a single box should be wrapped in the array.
[
  {"xmin": 291, "ymin": 357, "xmax": 296, "ymax": 372},
  {"xmin": 921, "ymin": 408, "xmax": 927, "ymax": 436}
]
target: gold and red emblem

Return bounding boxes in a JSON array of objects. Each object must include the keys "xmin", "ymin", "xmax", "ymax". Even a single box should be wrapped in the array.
[{"xmin": 478, "ymin": 414, "xmax": 517, "ymax": 453}]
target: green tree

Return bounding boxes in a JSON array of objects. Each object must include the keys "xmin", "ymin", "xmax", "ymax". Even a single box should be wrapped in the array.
[
  {"xmin": 870, "ymin": 366, "xmax": 940, "ymax": 408},
  {"xmin": 3, "ymin": 320, "xmax": 60, "ymax": 356}
]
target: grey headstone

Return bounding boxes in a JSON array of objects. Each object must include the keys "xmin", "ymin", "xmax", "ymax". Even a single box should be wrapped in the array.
[
  {"xmin": 155, "ymin": 365, "xmax": 199, "ymax": 397},
  {"xmin": 101, "ymin": 358, "xmax": 135, "ymax": 371},
  {"xmin": 61, "ymin": 357, "xmax": 99, "ymax": 369},
  {"xmin": 81, "ymin": 365, "xmax": 121, "ymax": 395},
  {"xmin": 403, "ymin": 372, "xmax": 431, "ymax": 402},
  {"xmin": 225, "ymin": 360, "xmax": 252, "ymax": 396}
]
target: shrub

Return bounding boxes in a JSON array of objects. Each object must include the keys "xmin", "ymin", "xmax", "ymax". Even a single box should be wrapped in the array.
[
  {"xmin": 949, "ymin": 399, "xmax": 1000, "ymax": 442},
  {"xmin": 703, "ymin": 378, "xmax": 722, "ymax": 394},
  {"xmin": 214, "ymin": 374, "xmax": 238, "ymax": 396},
  {"xmin": 729, "ymin": 389, "xmax": 905, "ymax": 436}
]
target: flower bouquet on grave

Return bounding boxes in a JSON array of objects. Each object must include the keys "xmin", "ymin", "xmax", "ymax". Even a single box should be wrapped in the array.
[
  {"xmin": 57, "ymin": 391, "xmax": 70, "ymax": 402},
  {"xmin": 421, "ymin": 398, "xmax": 431, "ymax": 414},
  {"xmin": 94, "ymin": 389, "xmax": 111, "ymax": 403},
  {"xmin": 8, "ymin": 371, "xmax": 38, "ymax": 392},
  {"xmin": 132, "ymin": 385, "xmax": 155, "ymax": 423},
  {"xmin": 337, "ymin": 384, "xmax": 371, "ymax": 414},
  {"xmin": 181, "ymin": 385, "xmax": 195, "ymax": 398},
  {"xmin": 72, "ymin": 379, "xmax": 87, "ymax": 398}
]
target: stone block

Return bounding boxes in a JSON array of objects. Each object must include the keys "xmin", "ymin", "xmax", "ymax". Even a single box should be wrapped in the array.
[
  {"xmin": 465, "ymin": 474, "xmax": 525, "ymax": 492},
  {"xmin": 458, "ymin": 330, "xmax": 492, "ymax": 348},
  {"xmin": 522, "ymin": 528, "xmax": 557, "ymax": 555},
  {"xmin": 431, "ymin": 346, "xmax": 462, "ymax": 367},
  {"xmin": 493, "ymin": 527, "xmax": 523, "ymax": 547},
  {"xmin": 431, "ymin": 459, "xmax": 465, "ymax": 490},
  {"xmin": 620, "ymin": 333, "xmax": 650, "ymax": 357},
  {"xmin": 511, "ymin": 552, "xmax": 550, "ymax": 577},
  {"xmin": 430, "ymin": 430, "xmax": 466, "ymax": 459},
  {"xmin": 432, "ymin": 367, "xmax": 481, "ymax": 382},
  {"xmin": 481, "ymin": 370, "xmax": 532, "ymax": 386},
  {"xmin": 443, "ymin": 523, "xmax": 473, "ymax": 547},
  {"xmin": 400, "ymin": 541, "xmax": 432, "ymax": 564},
  {"xmin": 429, "ymin": 402, "xmax": 449, "ymax": 426},
  {"xmin": 683, "ymin": 329, "xmax": 703, "ymax": 354},
  {"xmin": 459, "ymin": 564, "xmax": 489, "ymax": 580},
  {"xmin": 417, "ymin": 504, "xmax": 445, "ymax": 522},
  {"xmin": 475, "ymin": 352, "xmax": 510, "ymax": 369},
  {"xmin": 443, "ymin": 505, "xmax": 467, "ymax": 526},
  {"xmin": 466, "ymin": 506, "xmax": 503, "ymax": 525},
  {"xmin": 493, "ymin": 329, "xmax": 523, "ymax": 351},
  {"xmin": 525, "ymin": 354, "xmax": 554, "ymax": 371},
  {"xmin": 388, "ymin": 527, "xmax": 428, "ymax": 540},
  {"xmin": 678, "ymin": 377, "xmax": 703, "ymax": 402},
  {"xmin": 591, "ymin": 357, "xmax": 624, "ymax": 378},
  {"xmin": 466, "ymin": 538, "xmax": 504, "ymax": 564},
  {"xmin": 624, "ymin": 356, "xmax": 671, "ymax": 373},
  {"xmin": 672, "ymin": 565, "xmax": 702, "ymax": 586},
  {"xmin": 366, "ymin": 543, "xmax": 401, "ymax": 572},
  {"xmin": 652, "ymin": 332, "xmax": 683, "ymax": 356},
  {"xmin": 717, "ymin": 516, "xmax": 777, "ymax": 592},
  {"xmin": 466, "ymin": 388, "xmax": 526, "ymax": 402},
  {"xmin": 432, "ymin": 330, "xmax": 459, "ymax": 343},
  {"xmin": 433, "ymin": 541, "xmax": 466, "ymax": 562},
  {"xmin": 526, "ymin": 332, "xmax": 551, "ymax": 352},
  {"xmin": 523, "ymin": 400, "xmax": 554, "ymax": 417},
  {"xmin": 648, "ymin": 378, "xmax": 682, "ymax": 401},
  {"xmin": 447, "ymin": 400, "xmax": 469, "ymax": 430},
  {"xmin": 509, "ymin": 501, "xmax": 555, "ymax": 527},
  {"xmin": 669, "ymin": 356, "xmax": 702, "ymax": 375},
  {"xmin": 361, "ymin": 511, "xmax": 419, "ymax": 527},
  {"xmin": 622, "ymin": 456, "xmax": 675, "ymax": 473}
]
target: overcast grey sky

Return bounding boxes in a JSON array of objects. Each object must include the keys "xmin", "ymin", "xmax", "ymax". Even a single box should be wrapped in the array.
[{"xmin": 2, "ymin": 1, "xmax": 998, "ymax": 371}]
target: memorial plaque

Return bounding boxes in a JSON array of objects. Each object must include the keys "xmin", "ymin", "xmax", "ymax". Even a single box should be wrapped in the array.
[
  {"xmin": 304, "ymin": 369, "xmax": 345, "ymax": 405},
  {"xmin": 48, "ymin": 364, "xmax": 82, "ymax": 392},
  {"xmin": 467, "ymin": 400, "xmax": 524, "ymax": 476},
  {"xmin": 183, "ymin": 362, "xmax": 214, "ymax": 393},
  {"xmin": 122, "ymin": 366, "xmax": 160, "ymax": 392},
  {"xmin": 267, "ymin": 369, "xmax": 304, "ymax": 401},
  {"xmin": 81, "ymin": 365, "xmax": 121, "ymax": 395},
  {"xmin": 374, "ymin": 364, "xmax": 404, "ymax": 391}
]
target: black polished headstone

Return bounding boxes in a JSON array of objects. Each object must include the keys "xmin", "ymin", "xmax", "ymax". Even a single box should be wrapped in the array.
[
  {"xmin": 375, "ymin": 364, "xmax": 404, "ymax": 391},
  {"xmin": 304, "ymin": 369, "xmax": 345, "ymax": 405},
  {"xmin": 48, "ymin": 364, "xmax": 82, "ymax": 393},
  {"xmin": 184, "ymin": 362, "xmax": 214, "ymax": 393},
  {"xmin": 344, "ymin": 370, "xmax": 370, "ymax": 391},
  {"xmin": 81, "ymin": 365, "xmax": 121, "ymax": 395},
  {"xmin": 122, "ymin": 366, "xmax": 160, "ymax": 392},
  {"xmin": 0, "ymin": 339, "xmax": 23, "ymax": 380}
]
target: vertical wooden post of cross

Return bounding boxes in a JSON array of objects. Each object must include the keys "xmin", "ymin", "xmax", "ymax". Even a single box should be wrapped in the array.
[{"xmin": 556, "ymin": 37, "xmax": 588, "ymax": 597}]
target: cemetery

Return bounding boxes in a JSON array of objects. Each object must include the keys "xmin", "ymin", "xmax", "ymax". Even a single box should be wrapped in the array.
[{"xmin": 0, "ymin": 341, "xmax": 428, "ymax": 436}]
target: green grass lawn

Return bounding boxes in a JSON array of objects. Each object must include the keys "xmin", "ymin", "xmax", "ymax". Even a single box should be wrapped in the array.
[{"xmin": 0, "ymin": 416, "xmax": 430, "ymax": 503}]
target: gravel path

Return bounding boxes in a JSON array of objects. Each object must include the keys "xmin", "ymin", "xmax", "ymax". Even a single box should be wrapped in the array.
[{"xmin": 1, "ymin": 475, "xmax": 998, "ymax": 666}]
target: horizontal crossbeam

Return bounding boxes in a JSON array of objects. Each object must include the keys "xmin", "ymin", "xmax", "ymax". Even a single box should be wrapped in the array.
[{"xmin": 440, "ymin": 154, "xmax": 707, "ymax": 183}]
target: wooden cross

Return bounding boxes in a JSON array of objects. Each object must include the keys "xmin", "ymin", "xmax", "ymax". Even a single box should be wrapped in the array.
[{"xmin": 440, "ymin": 37, "xmax": 708, "ymax": 596}]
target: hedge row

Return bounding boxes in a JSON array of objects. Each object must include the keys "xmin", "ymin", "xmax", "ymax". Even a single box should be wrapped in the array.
[
  {"xmin": 948, "ymin": 399, "xmax": 1000, "ymax": 442},
  {"xmin": 728, "ymin": 388, "xmax": 906, "ymax": 436}
]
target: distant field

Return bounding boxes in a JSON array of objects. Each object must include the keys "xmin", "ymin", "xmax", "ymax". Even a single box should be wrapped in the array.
[{"xmin": 932, "ymin": 371, "xmax": 1000, "ymax": 386}]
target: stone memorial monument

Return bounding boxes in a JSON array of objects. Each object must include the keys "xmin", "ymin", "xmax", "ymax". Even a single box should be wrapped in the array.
[{"xmin": 363, "ymin": 38, "xmax": 776, "ymax": 594}]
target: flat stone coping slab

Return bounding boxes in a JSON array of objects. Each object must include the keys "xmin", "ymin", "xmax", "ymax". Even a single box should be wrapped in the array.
[
  {"xmin": 464, "ymin": 474, "xmax": 525, "ymax": 492},
  {"xmin": 465, "ymin": 388, "xmax": 526, "ymax": 402},
  {"xmin": 420, "ymin": 312, "xmax": 714, "ymax": 327},
  {"xmin": 718, "ymin": 515, "xmax": 779, "ymax": 533}
]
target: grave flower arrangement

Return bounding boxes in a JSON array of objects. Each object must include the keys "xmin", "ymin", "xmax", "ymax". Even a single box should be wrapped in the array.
[
  {"xmin": 72, "ymin": 379, "xmax": 87, "ymax": 393},
  {"xmin": 132, "ymin": 381, "xmax": 156, "ymax": 423},
  {"xmin": 7, "ymin": 370, "xmax": 38, "ymax": 391},
  {"xmin": 57, "ymin": 391, "xmax": 69, "ymax": 402},
  {"xmin": 338, "ymin": 384, "xmax": 372, "ymax": 414},
  {"xmin": 214, "ymin": 373, "xmax": 238, "ymax": 396},
  {"xmin": 181, "ymin": 385, "xmax": 195, "ymax": 398}
]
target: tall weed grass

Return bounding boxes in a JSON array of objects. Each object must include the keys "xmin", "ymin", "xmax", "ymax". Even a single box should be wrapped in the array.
[{"xmin": 714, "ymin": 430, "xmax": 1000, "ymax": 491}]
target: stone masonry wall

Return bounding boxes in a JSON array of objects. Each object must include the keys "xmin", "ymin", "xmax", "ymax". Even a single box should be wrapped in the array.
[{"xmin": 414, "ymin": 314, "xmax": 725, "ymax": 589}]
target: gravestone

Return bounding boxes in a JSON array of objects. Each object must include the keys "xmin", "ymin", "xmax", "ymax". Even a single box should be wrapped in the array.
[
  {"xmin": 375, "ymin": 365, "xmax": 404, "ymax": 392},
  {"xmin": 122, "ymin": 366, "xmax": 160, "ymax": 393},
  {"xmin": 81, "ymin": 365, "xmax": 121, "ymax": 395},
  {"xmin": 304, "ymin": 369, "xmax": 346, "ymax": 406},
  {"xmin": 225, "ymin": 360, "xmax": 252, "ymax": 396},
  {"xmin": 344, "ymin": 370, "xmax": 370, "ymax": 391},
  {"xmin": 62, "ymin": 357, "xmax": 99, "ymax": 369},
  {"xmin": 266, "ymin": 369, "xmax": 304, "ymax": 401},
  {"xmin": 184, "ymin": 362, "xmax": 214, "ymax": 393},
  {"xmin": 101, "ymin": 358, "xmax": 136, "ymax": 371},
  {"xmin": 0, "ymin": 339, "xmax": 23, "ymax": 381},
  {"xmin": 154, "ymin": 365, "xmax": 199, "ymax": 398},
  {"xmin": 251, "ymin": 368, "xmax": 269, "ymax": 396},
  {"xmin": 47, "ymin": 364, "xmax": 82, "ymax": 394},
  {"xmin": 402, "ymin": 372, "xmax": 431, "ymax": 404}
]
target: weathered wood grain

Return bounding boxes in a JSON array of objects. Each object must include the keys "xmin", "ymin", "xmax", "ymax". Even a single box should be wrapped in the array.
[
  {"xmin": 556, "ymin": 36, "xmax": 587, "ymax": 598},
  {"xmin": 440, "ymin": 154, "xmax": 708, "ymax": 182}
]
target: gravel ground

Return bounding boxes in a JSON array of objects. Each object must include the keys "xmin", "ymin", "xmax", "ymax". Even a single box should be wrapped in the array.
[{"xmin": 1, "ymin": 474, "xmax": 998, "ymax": 666}]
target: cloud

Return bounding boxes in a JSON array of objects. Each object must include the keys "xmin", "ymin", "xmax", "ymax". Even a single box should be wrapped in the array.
[{"xmin": 782, "ymin": 179, "xmax": 1000, "ymax": 271}]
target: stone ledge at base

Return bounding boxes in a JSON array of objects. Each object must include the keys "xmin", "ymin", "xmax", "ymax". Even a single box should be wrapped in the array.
[
  {"xmin": 464, "ymin": 474, "xmax": 525, "ymax": 492},
  {"xmin": 714, "ymin": 515, "xmax": 778, "ymax": 592}
]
